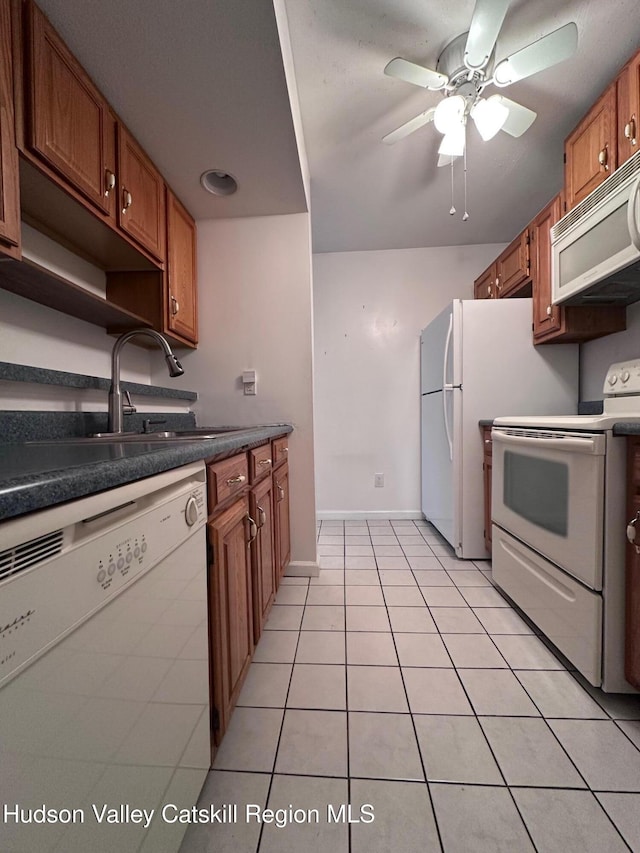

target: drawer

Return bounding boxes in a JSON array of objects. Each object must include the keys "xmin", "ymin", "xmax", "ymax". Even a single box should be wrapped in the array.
[
  {"xmin": 492, "ymin": 525, "xmax": 602, "ymax": 686},
  {"xmin": 207, "ymin": 453, "xmax": 249, "ymax": 513},
  {"xmin": 250, "ymin": 444, "xmax": 273, "ymax": 482},
  {"xmin": 272, "ymin": 436, "xmax": 289, "ymax": 468}
]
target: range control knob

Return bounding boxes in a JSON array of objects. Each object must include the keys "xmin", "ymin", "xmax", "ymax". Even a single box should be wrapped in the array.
[
  {"xmin": 608, "ymin": 374, "xmax": 618, "ymax": 386},
  {"xmin": 185, "ymin": 496, "xmax": 199, "ymax": 527},
  {"xmin": 621, "ymin": 370, "xmax": 631, "ymax": 383}
]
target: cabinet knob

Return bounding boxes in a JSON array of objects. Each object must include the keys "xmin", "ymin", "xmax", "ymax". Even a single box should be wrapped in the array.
[
  {"xmin": 625, "ymin": 117, "xmax": 637, "ymax": 146},
  {"xmin": 104, "ymin": 169, "xmax": 116, "ymax": 197},
  {"xmin": 122, "ymin": 189, "xmax": 132, "ymax": 213},
  {"xmin": 546, "ymin": 305, "xmax": 552, "ymax": 316},
  {"xmin": 598, "ymin": 146, "xmax": 609, "ymax": 170},
  {"xmin": 627, "ymin": 512, "xmax": 640, "ymax": 554},
  {"xmin": 484, "ymin": 438, "xmax": 491, "ymax": 445},
  {"xmin": 171, "ymin": 295, "xmax": 180, "ymax": 315}
]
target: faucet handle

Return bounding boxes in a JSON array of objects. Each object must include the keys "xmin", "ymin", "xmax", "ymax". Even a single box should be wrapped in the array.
[{"xmin": 123, "ymin": 390, "xmax": 137, "ymax": 416}]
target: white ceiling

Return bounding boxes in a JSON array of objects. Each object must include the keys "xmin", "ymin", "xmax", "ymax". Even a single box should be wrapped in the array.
[{"xmin": 32, "ymin": 1, "xmax": 640, "ymax": 254}]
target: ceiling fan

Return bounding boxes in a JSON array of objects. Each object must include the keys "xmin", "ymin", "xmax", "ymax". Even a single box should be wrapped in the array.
[{"xmin": 382, "ymin": 0, "xmax": 578, "ymax": 166}]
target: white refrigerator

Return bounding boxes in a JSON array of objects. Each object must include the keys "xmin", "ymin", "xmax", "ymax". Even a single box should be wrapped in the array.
[{"xmin": 420, "ymin": 298, "xmax": 579, "ymax": 559}]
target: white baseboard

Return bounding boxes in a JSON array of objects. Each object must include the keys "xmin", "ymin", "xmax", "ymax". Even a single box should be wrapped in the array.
[
  {"xmin": 316, "ymin": 510, "xmax": 424, "ymax": 521},
  {"xmin": 285, "ymin": 560, "xmax": 320, "ymax": 577}
]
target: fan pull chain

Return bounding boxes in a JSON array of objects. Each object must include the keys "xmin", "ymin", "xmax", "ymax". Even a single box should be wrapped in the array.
[
  {"xmin": 462, "ymin": 140, "xmax": 469, "ymax": 221},
  {"xmin": 449, "ymin": 157, "xmax": 456, "ymax": 215}
]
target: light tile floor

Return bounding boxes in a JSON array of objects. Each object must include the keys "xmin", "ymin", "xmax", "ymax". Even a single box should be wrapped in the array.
[{"xmin": 180, "ymin": 519, "xmax": 640, "ymax": 853}]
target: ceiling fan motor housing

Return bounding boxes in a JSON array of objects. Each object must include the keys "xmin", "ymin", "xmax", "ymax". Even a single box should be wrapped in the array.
[{"xmin": 436, "ymin": 32, "xmax": 491, "ymax": 92}]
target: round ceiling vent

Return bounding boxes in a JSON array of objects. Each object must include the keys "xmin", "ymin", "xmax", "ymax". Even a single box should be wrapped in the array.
[{"xmin": 200, "ymin": 169, "xmax": 238, "ymax": 196}]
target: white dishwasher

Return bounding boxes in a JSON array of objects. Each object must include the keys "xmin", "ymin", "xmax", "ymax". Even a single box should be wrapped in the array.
[{"xmin": 0, "ymin": 460, "xmax": 210, "ymax": 853}]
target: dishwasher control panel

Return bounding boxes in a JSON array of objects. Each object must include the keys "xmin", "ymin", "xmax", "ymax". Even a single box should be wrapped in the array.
[{"xmin": 0, "ymin": 476, "xmax": 206, "ymax": 688}]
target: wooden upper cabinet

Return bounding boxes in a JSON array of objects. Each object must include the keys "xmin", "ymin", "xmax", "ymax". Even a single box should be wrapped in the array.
[
  {"xmin": 474, "ymin": 263, "xmax": 497, "ymax": 299},
  {"xmin": 0, "ymin": 0, "xmax": 20, "ymax": 254},
  {"xmin": 564, "ymin": 83, "xmax": 617, "ymax": 211},
  {"xmin": 532, "ymin": 194, "xmax": 562, "ymax": 340},
  {"xmin": 25, "ymin": 0, "xmax": 115, "ymax": 217},
  {"xmin": 617, "ymin": 52, "xmax": 640, "ymax": 167},
  {"xmin": 117, "ymin": 123, "xmax": 165, "ymax": 262},
  {"xmin": 496, "ymin": 230, "xmax": 529, "ymax": 298},
  {"xmin": 166, "ymin": 189, "xmax": 197, "ymax": 343}
]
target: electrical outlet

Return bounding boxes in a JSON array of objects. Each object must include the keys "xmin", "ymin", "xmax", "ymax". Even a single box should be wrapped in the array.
[{"xmin": 374, "ymin": 473, "xmax": 384, "ymax": 488}]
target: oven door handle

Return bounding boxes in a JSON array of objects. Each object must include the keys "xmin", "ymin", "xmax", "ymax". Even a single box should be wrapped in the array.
[{"xmin": 492, "ymin": 430, "xmax": 603, "ymax": 454}]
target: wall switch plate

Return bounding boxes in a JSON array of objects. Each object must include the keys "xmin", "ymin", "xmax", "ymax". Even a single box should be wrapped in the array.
[
  {"xmin": 242, "ymin": 369, "xmax": 257, "ymax": 395},
  {"xmin": 374, "ymin": 473, "xmax": 384, "ymax": 488}
]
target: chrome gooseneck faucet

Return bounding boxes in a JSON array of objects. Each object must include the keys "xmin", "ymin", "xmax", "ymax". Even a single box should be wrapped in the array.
[{"xmin": 108, "ymin": 329, "xmax": 184, "ymax": 434}]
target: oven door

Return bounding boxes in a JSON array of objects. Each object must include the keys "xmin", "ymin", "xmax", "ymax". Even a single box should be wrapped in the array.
[{"xmin": 492, "ymin": 427, "xmax": 606, "ymax": 589}]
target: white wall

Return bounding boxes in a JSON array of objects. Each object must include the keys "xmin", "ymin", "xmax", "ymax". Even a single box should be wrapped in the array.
[
  {"xmin": 0, "ymin": 225, "xmax": 152, "ymax": 395},
  {"xmin": 154, "ymin": 213, "xmax": 317, "ymax": 569},
  {"xmin": 313, "ymin": 244, "xmax": 505, "ymax": 516},
  {"xmin": 580, "ymin": 303, "xmax": 640, "ymax": 400}
]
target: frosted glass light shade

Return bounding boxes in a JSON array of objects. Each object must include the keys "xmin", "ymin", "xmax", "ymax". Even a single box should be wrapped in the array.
[
  {"xmin": 438, "ymin": 124, "xmax": 466, "ymax": 156},
  {"xmin": 434, "ymin": 95, "xmax": 466, "ymax": 134},
  {"xmin": 471, "ymin": 96, "xmax": 509, "ymax": 141}
]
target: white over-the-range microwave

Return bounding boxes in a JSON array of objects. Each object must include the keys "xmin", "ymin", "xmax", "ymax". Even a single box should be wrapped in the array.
[{"xmin": 551, "ymin": 148, "xmax": 640, "ymax": 306}]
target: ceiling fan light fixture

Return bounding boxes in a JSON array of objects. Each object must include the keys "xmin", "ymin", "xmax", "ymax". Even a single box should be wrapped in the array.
[
  {"xmin": 438, "ymin": 124, "xmax": 466, "ymax": 157},
  {"xmin": 471, "ymin": 96, "xmax": 509, "ymax": 140},
  {"xmin": 434, "ymin": 95, "xmax": 466, "ymax": 134}
]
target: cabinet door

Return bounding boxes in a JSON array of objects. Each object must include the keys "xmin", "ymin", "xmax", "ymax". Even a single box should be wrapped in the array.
[
  {"xmin": 626, "ymin": 438, "xmax": 640, "ymax": 690},
  {"xmin": 208, "ymin": 496, "xmax": 253, "ymax": 742},
  {"xmin": 274, "ymin": 462, "xmax": 291, "ymax": 581},
  {"xmin": 117, "ymin": 123, "xmax": 165, "ymax": 262},
  {"xmin": 474, "ymin": 264, "xmax": 496, "ymax": 299},
  {"xmin": 617, "ymin": 53, "xmax": 640, "ymax": 167},
  {"xmin": 532, "ymin": 194, "xmax": 563, "ymax": 339},
  {"xmin": 26, "ymin": 1, "xmax": 114, "ymax": 216},
  {"xmin": 250, "ymin": 475, "xmax": 275, "ymax": 642},
  {"xmin": 166, "ymin": 189, "xmax": 198, "ymax": 343},
  {"xmin": 496, "ymin": 230, "xmax": 529, "ymax": 297},
  {"xmin": 564, "ymin": 84, "xmax": 616, "ymax": 211},
  {"xmin": 0, "ymin": 0, "xmax": 19, "ymax": 252}
]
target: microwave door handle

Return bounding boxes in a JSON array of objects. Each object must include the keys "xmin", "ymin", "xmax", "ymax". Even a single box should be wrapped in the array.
[
  {"xmin": 442, "ymin": 313, "xmax": 454, "ymax": 461},
  {"xmin": 628, "ymin": 175, "xmax": 640, "ymax": 250}
]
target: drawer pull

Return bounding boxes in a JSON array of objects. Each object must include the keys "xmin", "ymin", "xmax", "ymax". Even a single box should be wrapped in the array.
[
  {"xmin": 171, "ymin": 295, "xmax": 180, "ymax": 316},
  {"xmin": 226, "ymin": 474, "xmax": 246, "ymax": 486},
  {"xmin": 598, "ymin": 146, "xmax": 609, "ymax": 170},
  {"xmin": 625, "ymin": 117, "xmax": 637, "ymax": 145},
  {"xmin": 276, "ymin": 484, "xmax": 284, "ymax": 501},
  {"xmin": 280, "ymin": 446, "xmax": 289, "ymax": 455},
  {"xmin": 257, "ymin": 504, "xmax": 266, "ymax": 527},
  {"xmin": 258, "ymin": 458, "xmax": 272, "ymax": 467},
  {"xmin": 122, "ymin": 188, "xmax": 133, "ymax": 213}
]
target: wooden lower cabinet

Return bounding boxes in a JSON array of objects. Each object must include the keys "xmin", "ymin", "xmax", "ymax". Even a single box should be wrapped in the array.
[
  {"xmin": 625, "ymin": 437, "xmax": 640, "ymax": 690},
  {"xmin": 208, "ymin": 494, "xmax": 254, "ymax": 745},
  {"xmin": 250, "ymin": 473, "xmax": 276, "ymax": 643},
  {"xmin": 274, "ymin": 461, "xmax": 291, "ymax": 582},
  {"xmin": 482, "ymin": 426, "xmax": 492, "ymax": 556}
]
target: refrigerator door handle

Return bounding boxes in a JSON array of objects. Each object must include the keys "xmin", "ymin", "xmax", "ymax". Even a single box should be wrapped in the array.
[
  {"xmin": 442, "ymin": 314, "xmax": 454, "ymax": 461},
  {"xmin": 442, "ymin": 313, "xmax": 453, "ymax": 389},
  {"xmin": 443, "ymin": 384, "xmax": 454, "ymax": 461}
]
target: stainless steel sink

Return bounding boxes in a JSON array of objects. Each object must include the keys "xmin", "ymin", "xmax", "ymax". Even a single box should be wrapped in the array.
[{"xmin": 28, "ymin": 427, "xmax": 251, "ymax": 445}]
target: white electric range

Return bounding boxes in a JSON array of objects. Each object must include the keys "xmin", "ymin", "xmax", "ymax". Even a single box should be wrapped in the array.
[{"xmin": 490, "ymin": 359, "xmax": 640, "ymax": 692}]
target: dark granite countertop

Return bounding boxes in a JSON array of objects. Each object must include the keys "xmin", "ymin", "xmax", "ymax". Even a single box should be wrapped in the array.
[
  {"xmin": 0, "ymin": 361, "xmax": 198, "ymax": 401},
  {"xmin": 0, "ymin": 425, "xmax": 292, "ymax": 522},
  {"xmin": 613, "ymin": 424, "xmax": 640, "ymax": 436}
]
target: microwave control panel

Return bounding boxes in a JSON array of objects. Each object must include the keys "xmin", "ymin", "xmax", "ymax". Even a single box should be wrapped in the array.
[{"xmin": 603, "ymin": 360, "xmax": 640, "ymax": 395}]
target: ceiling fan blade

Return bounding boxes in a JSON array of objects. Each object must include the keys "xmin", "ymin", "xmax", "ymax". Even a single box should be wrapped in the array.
[
  {"xmin": 384, "ymin": 58, "xmax": 448, "ymax": 90},
  {"xmin": 464, "ymin": 0, "xmax": 510, "ymax": 71},
  {"xmin": 382, "ymin": 108, "xmax": 436, "ymax": 144},
  {"xmin": 491, "ymin": 95, "xmax": 537, "ymax": 136},
  {"xmin": 493, "ymin": 22, "xmax": 578, "ymax": 86}
]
